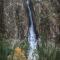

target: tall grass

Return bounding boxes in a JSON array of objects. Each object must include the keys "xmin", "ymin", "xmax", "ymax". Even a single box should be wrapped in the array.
[{"xmin": 38, "ymin": 42, "xmax": 56, "ymax": 60}]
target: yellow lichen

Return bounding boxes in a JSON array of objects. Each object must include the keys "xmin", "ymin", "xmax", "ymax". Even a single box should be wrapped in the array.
[{"xmin": 13, "ymin": 47, "xmax": 27, "ymax": 60}]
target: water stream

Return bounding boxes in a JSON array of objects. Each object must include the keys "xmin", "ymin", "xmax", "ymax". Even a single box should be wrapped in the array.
[{"xmin": 26, "ymin": 0, "xmax": 39, "ymax": 60}]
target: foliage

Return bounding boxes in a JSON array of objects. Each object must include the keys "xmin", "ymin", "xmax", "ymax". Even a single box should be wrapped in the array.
[
  {"xmin": 20, "ymin": 39, "xmax": 29, "ymax": 58},
  {"xmin": 7, "ymin": 38, "xmax": 29, "ymax": 60},
  {"xmin": 7, "ymin": 47, "xmax": 27, "ymax": 60},
  {"xmin": 56, "ymin": 50, "xmax": 60, "ymax": 60},
  {"xmin": 38, "ymin": 39, "xmax": 56, "ymax": 60},
  {"xmin": 0, "ymin": 33, "xmax": 60, "ymax": 60}
]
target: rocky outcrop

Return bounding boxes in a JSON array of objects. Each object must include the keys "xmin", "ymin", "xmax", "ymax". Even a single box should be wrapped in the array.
[
  {"xmin": 3, "ymin": 0, "xmax": 60, "ymax": 46},
  {"xmin": 0, "ymin": 0, "xmax": 5, "ymax": 33},
  {"xmin": 4, "ymin": 0, "xmax": 28, "ymax": 39}
]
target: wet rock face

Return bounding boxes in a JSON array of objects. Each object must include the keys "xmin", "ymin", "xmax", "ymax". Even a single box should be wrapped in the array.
[
  {"xmin": 0, "ymin": 0, "xmax": 5, "ymax": 33},
  {"xmin": 3, "ymin": 0, "xmax": 60, "ymax": 43},
  {"xmin": 33, "ymin": 0, "xmax": 60, "ymax": 46},
  {"xmin": 4, "ymin": 0, "xmax": 28, "ymax": 39}
]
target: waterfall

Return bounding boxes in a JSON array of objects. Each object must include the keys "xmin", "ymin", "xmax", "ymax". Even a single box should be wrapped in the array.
[{"xmin": 26, "ymin": 0, "xmax": 39, "ymax": 60}]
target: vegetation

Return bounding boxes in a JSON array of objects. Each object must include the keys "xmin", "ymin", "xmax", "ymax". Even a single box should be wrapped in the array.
[{"xmin": 0, "ymin": 34, "xmax": 60, "ymax": 60}]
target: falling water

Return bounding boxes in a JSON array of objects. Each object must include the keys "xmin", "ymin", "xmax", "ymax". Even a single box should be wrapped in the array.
[{"xmin": 26, "ymin": 0, "xmax": 39, "ymax": 60}]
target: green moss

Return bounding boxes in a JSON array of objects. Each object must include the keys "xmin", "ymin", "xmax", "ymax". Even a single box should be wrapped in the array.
[{"xmin": 56, "ymin": 50, "xmax": 60, "ymax": 60}]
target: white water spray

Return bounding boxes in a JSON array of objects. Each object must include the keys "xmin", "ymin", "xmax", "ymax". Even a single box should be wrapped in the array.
[{"xmin": 27, "ymin": 0, "xmax": 39, "ymax": 60}]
